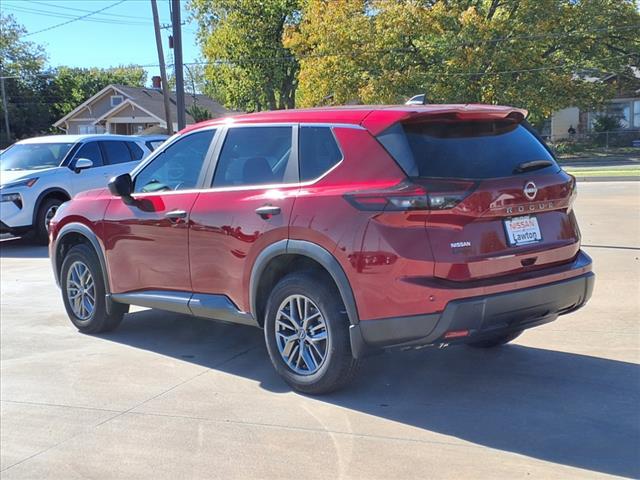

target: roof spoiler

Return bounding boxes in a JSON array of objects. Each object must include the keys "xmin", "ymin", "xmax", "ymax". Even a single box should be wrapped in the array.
[{"xmin": 363, "ymin": 105, "xmax": 528, "ymax": 136}]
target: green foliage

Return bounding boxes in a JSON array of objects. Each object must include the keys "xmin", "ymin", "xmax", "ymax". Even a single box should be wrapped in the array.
[
  {"xmin": 0, "ymin": 13, "xmax": 146, "ymax": 146},
  {"xmin": 286, "ymin": 0, "xmax": 640, "ymax": 123},
  {"xmin": 593, "ymin": 114, "xmax": 622, "ymax": 132},
  {"xmin": 49, "ymin": 66, "xmax": 146, "ymax": 120},
  {"xmin": 186, "ymin": 103, "xmax": 213, "ymax": 122},
  {"xmin": 188, "ymin": 0, "xmax": 301, "ymax": 112},
  {"xmin": 0, "ymin": 13, "xmax": 50, "ymax": 145}
]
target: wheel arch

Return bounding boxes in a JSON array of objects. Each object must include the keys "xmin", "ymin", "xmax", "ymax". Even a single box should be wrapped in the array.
[
  {"xmin": 53, "ymin": 222, "xmax": 110, "ymax": 297},
  {"xmin": 250, "ymin": 239, "xmax": 359, "ymax": 328},
  {"xmin": 32, "ymin": 187, "xmax": 72, "ymax": 227}
]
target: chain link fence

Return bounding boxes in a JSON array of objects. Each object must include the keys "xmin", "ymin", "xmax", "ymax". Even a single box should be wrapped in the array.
[{"xmin": 543, "ymin": 129, "xmax": 640, "ymax": 155}]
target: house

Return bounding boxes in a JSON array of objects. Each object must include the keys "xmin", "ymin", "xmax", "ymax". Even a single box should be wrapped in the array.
[
  {"xmin": 549, "ymin": 69, "xmax": 640, "ymax": 141},
  {"xmin": 54, "ymin": 77, "xmax": 231, "ymax": 135}
]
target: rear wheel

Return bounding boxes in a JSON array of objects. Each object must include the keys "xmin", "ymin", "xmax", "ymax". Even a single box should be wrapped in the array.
[
  {"xmin": 264, "ymin": 272, "xmax": 359, "ymax": 394},
  {"xmin": 467, "ymin": 330, "xmax": 523, "ymax": 348},
  {"xmin": 60, "ymin": 244, "xmax": 127, "ymax": 334},
  {"xmin": 34, "ymin": 197, "xmax": 63, "ymax": 244}
]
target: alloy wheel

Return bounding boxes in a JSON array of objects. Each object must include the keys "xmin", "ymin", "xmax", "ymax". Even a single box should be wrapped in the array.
[
  {"xmin": 275, "ymin": 294, "xmax": 329, "ymax": 376},
  {"xmin": 44, "ymin": 204, "xmax": 58, "ymax": 233},
  {"xmin": 66, "ymin": 261, "xmax": 95, "ymax": 320}
]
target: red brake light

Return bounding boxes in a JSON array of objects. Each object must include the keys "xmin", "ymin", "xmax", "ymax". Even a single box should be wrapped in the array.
[
  {"xmin": 344, "ymin": 180, "xmax": 476, "ymax": 212},
  {"xmin": 344, "ymin": 182, "xmax": 429, "ymax": 211}
]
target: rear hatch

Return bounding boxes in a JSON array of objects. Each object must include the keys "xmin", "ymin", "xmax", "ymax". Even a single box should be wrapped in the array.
[{"xmin": 377, "ymin": 114, "xmax": 579, "ymax": 282}]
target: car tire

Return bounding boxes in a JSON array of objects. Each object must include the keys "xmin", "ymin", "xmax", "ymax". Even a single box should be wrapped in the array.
[
  {"xmin": 467, "ymin": 330, "xmax": 523, "ymax": 348},
  {"xmin": 34, "ymin": 197, "xmax": 63, "ymax": 244},
  {"xmin": 264, "ymin": 272, "xmax": 359, "ymax": 395},
  {"xmin": 60, "ymin": 244, "xmax": 128, "ymax": 334}
]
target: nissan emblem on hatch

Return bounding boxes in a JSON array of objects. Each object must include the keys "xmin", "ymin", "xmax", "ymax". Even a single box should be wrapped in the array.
[{"xmin": 524, "ymin": 181, "xmax": 538, "ymax": 200}]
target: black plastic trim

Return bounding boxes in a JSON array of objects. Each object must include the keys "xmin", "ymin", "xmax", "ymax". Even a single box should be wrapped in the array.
[
  {"xmin": 52, "ymin": 222, "xmax": 116, "ymax": 314},
  {"xmin": 110, "ymin": 290, "xmax": 259, "ymax": 327},
  {"xmin": 249, "ymin": 239, "xmax": 360, "ymax": 327},
  {"xmin": 353, "ymin": 270, "xmax": 595, "ymax": 355}
]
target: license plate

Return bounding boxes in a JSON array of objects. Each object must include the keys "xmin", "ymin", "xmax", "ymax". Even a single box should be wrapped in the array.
[{"xmin": 504, "ymin": 215, "xmax": 542, "ymax": 246}]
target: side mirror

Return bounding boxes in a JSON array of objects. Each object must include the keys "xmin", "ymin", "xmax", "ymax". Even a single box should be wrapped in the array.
[
  {"xmin": 108, "ymin": 173, "xmax": 134, "ymax": 205},
  {"xmin": 73, "ymin": 158, "xmax": 93, "ymax": 173}
]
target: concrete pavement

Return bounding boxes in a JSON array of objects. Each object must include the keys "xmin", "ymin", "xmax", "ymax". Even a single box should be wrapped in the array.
[{"xmin": 1, "ymin": 182, "xmax": 639, "ymax": 479}]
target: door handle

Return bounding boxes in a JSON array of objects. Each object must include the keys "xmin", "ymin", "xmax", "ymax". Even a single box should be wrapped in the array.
[
  {"xmin": 165, "ymin": 209, "xmax": 187, "ymax": 221},
  {"xmin": 255, "ymin": 205, "xmax": 281, "ymax": 219}
]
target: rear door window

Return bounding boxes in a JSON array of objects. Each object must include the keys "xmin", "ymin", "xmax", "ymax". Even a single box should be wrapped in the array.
[
  {"xmin": 101, "ymin": 141, "xmax": 133, "ymax": 165},
  {"xmin": 299, "ymin": 127, "xmax": 342, "ymax": 181},
  {"xmin": 212, "ymin": 127, "xmax": 294, "ymax": 187},
  {"xmin": 378, "ymin": 121, "xmax": 558, "ymax": 179},
  {"xmin": 126, "ymin": 142, "xmax": 145, "ymax": 161}
]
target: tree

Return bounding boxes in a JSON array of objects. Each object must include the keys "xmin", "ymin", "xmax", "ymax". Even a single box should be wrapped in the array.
[
  {"xmin": 49, "ymin": 66, "xmax": 147, "ymax": 120},
  {"xmin": 287, "ymin": 0, "xmax": 640, "ymax": 124},
  {"xmin": 186, "ymin": 103, "xmax": 213, "ymax": 122},
  {"xmin": 188, "ymin": 0, "xmax": 301, "ymax": 112},
  {"xmin": 0, "ymin": 13, "xmax": 50, "ymax": 145}
]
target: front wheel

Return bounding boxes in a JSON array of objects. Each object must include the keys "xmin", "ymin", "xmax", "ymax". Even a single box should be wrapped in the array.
[
  {"xmin": 264, "ymin": 272, "xmax": 359, "ymax": 395},
  {"xmin": 60, "ymin": 244, "xmax": 127, "ymax": 334},
  {"xmin": 34, "ymin": 197, "xmax": 63, "ymax": 244},
  {"xmin": 467, "ymin": 330, "xmax": 523, "ymax": 348}
]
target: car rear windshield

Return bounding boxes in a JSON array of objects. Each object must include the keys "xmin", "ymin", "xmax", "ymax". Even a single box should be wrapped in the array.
[{"xmin": 377, "ymin": 120, "xmax": 558, "ymax": 179}]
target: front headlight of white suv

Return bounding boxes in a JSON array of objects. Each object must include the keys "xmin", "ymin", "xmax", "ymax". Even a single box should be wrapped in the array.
[{"xmin": 0, "ymin": 177, "xmax": 39, "ymax": 190}]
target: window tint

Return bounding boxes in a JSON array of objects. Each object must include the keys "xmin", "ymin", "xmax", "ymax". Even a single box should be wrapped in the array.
[
  {"xmin": 134, "ymin": 129, "xmax": 214, "ymax": 193},
  {"xmin": 299, "ymin": 127, "xmax": 342, "ymax": 181},
  {"xmin": 74, "ymin": 141, "xmax": 104, "ymax": 167},
  {"xmin": 127, "ymin": 142, "xmax": 145, "ymax": 161},
  {"xmin": 378, "ymin": 121, "xmax": 558, "ymax": 179},
  {"xmin": 101, "ymin": 141, "xmax": 133, "ymax": 165},
  {"xmin": 213, "ymin": 127, "xmax": 293, "ymax": 187}
]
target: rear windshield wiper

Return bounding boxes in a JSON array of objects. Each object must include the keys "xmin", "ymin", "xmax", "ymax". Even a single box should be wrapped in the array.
[{"xmin": 513, "ymin": 159, "xmax": 553, "ymax": 174}]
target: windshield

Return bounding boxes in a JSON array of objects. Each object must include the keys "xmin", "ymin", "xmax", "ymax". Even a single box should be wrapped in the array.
[
  {"xmin": 0, "ymin": 143, "xmax": 74, "ymax": 171},
  {"xmin": 378, "ymin": 121, "xmax": 558, "ymax": 179}
]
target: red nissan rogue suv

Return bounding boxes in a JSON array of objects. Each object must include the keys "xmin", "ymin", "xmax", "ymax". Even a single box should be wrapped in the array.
[{"xmin": 49, "ymin": 105, "xmax": 594, "ymax": 394}]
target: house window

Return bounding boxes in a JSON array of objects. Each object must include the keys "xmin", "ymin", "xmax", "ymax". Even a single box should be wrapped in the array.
[
  {"xmin": 634, "ymin": 100, "xmax": 640, "ymax": 128},
  {"xmin": 110, "ymin": 95, "xmax": 124, "ymax": 107},
  {"xmin": 588, "ymin": 101, "xmax": 634, "ymax": 131}
]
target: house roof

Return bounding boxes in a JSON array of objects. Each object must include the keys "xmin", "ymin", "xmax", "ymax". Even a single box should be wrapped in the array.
[
  {"xmin": 115, "ymin": 84, "xmax": 232, "ymax": 123},
  {"xmin": 54, "ymin": 84, "xmax": 231, "ymax": 127}
]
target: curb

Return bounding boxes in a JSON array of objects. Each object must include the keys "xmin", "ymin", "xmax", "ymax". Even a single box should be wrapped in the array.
[{"xmin": 575, "ymin": 176, "xmax": 640, "ymax": 182}]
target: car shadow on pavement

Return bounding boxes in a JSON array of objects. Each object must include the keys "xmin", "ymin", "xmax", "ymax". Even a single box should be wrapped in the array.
[
  {"xmin": 0, "ymin": 237, "xmax": 48, "ymax": 258},
  {"xmin": 103, "ymin": 309, "xmax": 640, "ymax": 479}
]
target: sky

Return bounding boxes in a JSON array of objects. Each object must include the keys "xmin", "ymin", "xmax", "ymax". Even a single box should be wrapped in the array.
[{"xmin": 3, "ymin": 0, "xmax": 200, "ymax": 84}]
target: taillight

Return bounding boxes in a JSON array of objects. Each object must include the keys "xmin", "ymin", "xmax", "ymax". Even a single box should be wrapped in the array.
[{"xmin": 344, "ymin": 179, "xmax": 476, "ymax": 212}]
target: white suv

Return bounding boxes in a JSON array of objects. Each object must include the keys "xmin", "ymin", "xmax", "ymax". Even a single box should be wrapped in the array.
[{"xmin": 0, "ymin": 134, "xmax": 164, "ymax": 243}]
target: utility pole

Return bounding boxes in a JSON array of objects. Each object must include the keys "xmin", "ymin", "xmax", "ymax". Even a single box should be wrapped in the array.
[
  {"xmin": 0, "ymin": 76, "xmax": 10, "ymax": 143},
  {"xmin": 171, "ymin": 0, "xmax": 186, "ymax": 130},
  {"xmin": 150, "ymin": 0, "xmax": 173, "ymax": 135}
]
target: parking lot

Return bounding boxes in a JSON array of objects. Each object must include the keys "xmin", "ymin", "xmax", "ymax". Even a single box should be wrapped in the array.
[{"xmin": 1, "ymin": 181, "xmax": 638, "ymax": 479}]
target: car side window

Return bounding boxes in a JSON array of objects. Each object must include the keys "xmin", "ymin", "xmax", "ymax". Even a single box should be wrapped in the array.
[
  {"xmin": 126, "ymin": 142, "xmax": 145, "ymax": 161},
  {"xmin": 299, "ymin": 127, "xmax": 342, "ymax": 181},
  {"xmin": 212, "ymin": 127, "xmax": 293, "ymax": 187},
  {"xmin": 133, "ymin": 129, "xmax": 215, "ymax": 193},
  {"xmin": 101, "ymin": 141, "xmax": 133, "ymax": 165},
  {"xmin": 74, "ymin": 141, "xmax": 104, "ymax": 167}
]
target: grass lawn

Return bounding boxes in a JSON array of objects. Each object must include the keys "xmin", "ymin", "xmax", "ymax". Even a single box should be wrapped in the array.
[{"xmin": 564, "ymin": 168, "xmax": 640, "ymax": 177}]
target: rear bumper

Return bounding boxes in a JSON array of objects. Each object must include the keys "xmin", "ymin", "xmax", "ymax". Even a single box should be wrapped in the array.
[{"xmin": 350, "ymin": 253, "xmax": 594, "ymax": 358}]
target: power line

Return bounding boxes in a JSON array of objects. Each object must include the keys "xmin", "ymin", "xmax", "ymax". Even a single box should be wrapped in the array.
[
  {"xmin": 1, "ymin": 52, "xmax": 635, "ymax": 82},
  {"xmin": 20, "ymin": 0, "xmax": 128, "ymax": 38},
  {"xmin": 3, "ymin": 5, "xmax": 150, "ymax": 26},
  {"xmin": 26, "ymin": 0, "xmax": 157, "ymax": 21}
]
